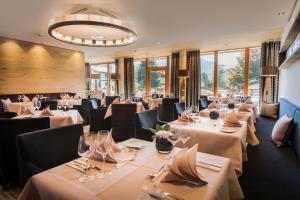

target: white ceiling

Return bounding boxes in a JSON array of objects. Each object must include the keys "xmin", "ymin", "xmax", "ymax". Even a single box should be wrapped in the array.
[{"xmin": 0, "ymin": 0, "xmax": 296, "ymax": 63}]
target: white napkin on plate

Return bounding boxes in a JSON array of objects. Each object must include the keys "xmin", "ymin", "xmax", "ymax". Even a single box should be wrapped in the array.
[
  {"xmin": 178, "ymin": 110, "xmax": 193, "ymax": 122},
  {"xmin": 223, "ymin": 112, "xmax": 242, "ymax": 127},
  {"xmin": 161, "ymin": 144, "xmax": 207, "ymax": 186},
  {"xmin": 40, "ymin": 107, "xmax": 54, "ymax": 116},
  {"xmin": 208, "ymin": 101, "xmax": 217, "ymax": 109}
]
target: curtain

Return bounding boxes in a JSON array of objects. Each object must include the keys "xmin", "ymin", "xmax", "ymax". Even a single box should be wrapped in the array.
[
  {"xmin": 186, "ymin": 50, "xmax": 200, "ymax": 107},
  {"xmin": 124, "ymin": 57, "xmax": 134, "ymax": 99},
  {"xmin": 85, "ymin": 63, "xmax": 91, "ymax": 90},
  {"xmin": 170, "ymin": 52, "xmax": 180, "ymax": 98},
  {"xmin": 260, "ymin": 41, "xmax": 280, "ymax": 103}
]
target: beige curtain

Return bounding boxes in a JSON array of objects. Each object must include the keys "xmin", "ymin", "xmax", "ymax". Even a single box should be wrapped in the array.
[
  {"xmin": 124, "ymin": 57, "xmax": 134, "ymax": 99},
  {"xmin": 186, "ymin": 50, "xmax": 200, "ymax": 107},
  {"xmin": 170, "ymin": 52, "xmax": 180, "ymax": 98},
  {"xmin": 260, "ymin": 41, "xmax": 280, "ymax": 103}
]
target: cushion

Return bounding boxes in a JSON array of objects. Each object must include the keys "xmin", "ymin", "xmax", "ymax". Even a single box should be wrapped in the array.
[
  {"xmin": 1, "ymin": 98, "xmax": 11, "ymax": 112},
  {"xmin": 260, "ymin": 103, "xmax": 279, "ymax": 119},
  {"xmin": 271, "ymin": 114, "xmax": 293, "ymax": 147}
]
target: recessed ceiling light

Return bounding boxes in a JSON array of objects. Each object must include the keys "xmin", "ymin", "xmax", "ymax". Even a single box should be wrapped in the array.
[
  {"xmin": 277, "ymin": 12, "xmax": 285, "ymax": 16},
  {"xmin": 91, "ymin": 35, "xmax": 105, "ymax": 40}
]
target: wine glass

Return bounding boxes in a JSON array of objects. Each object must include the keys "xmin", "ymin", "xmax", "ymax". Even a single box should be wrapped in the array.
[
  {"xmin": 78, "ymin": 135, "xmax": 94, "ymax": 183},
  {"xmin": 36, "ymin": 101, "xmax": 41, "ymax": 110},
  {"xmin": 96, "ymin": 130, "xmax": 110, "ymax": 178}
]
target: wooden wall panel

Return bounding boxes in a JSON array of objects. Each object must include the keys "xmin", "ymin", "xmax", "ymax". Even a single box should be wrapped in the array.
[{"xmin": 0, "ymin": 37, "xmax": 86, "ymax": 94}]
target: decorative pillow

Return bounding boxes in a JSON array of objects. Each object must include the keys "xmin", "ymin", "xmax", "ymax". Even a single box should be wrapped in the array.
[
  {"xmin": 271, "ymin": 114, "xmax": 293, "ymax": 147},
  {"xmin": 1, "ymin": 98, "xmax": 11, "ymax": 112},
  {"xmin": 260, "ymin": 103, "xmax": 279, "ymax": 119}
]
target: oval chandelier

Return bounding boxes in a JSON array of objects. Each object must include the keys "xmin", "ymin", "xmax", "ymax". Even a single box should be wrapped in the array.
[{"xmin": 48, "ymin": 8, "xmax": 137, "ymax": 47}]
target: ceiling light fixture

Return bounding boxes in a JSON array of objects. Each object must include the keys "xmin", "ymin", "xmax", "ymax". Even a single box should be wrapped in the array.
[
  {"xmin": 48, "ymin": 8, "xmax": 137, "ymax": 47},
  {"xmin": 277, "ymin": 11, "xmax": 285, "ymax": 16}
]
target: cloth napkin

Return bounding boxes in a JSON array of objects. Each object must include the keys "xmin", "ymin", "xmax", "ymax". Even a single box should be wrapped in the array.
[
  {"xmin": 178, "ymin": 110, "xmax": 193, "ymax": 122},
  {"xmin": 238, "ymin": 103, "xmax": 251, "ymax": 112},
  {"xmin": 23, "ymin": 107, "xmax": 35, "ymax": 115},
  {"xmin": 161, "ymin": 144, "xmax": 207, "ymax": 186},
  {"xmin": 22, "ymin": 96, "xmax": 30, "ymax": 102},
  {"xmin": 245, "ymin": 98, "xmax": 253, "ymax": 104},
  {"xmin": 223, "ymin": 112, "xmax": 242, "ymax": 127},
  {"xmin": 40, "ymin": 107, "xmax": 54, "ymax": 116},
  {"xmin": 125, "ymin": 98, "xmax": 132, "ymax": 104},
  {"xmin": 208, "ymin": 101, "xmax": 217, "ymax": 109},
  {"xmin": 74, "ymin": 93, "xmax": 81, "ymax": 100},
  {"xmin": 31, "ymin": 97, "xmax": 38, "ymax": 103},
  {"xmin": 113, "ymin": 98, "xmax": 120, "ymax": 104},
  {"xmin": 89, "ymin": 132, "xmax": 122, "ymax": 163}
]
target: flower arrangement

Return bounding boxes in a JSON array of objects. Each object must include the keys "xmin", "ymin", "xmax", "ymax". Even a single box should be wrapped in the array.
[{"xmin": 151, "ymin": 124, "xmax": 174, "ymax": 154}]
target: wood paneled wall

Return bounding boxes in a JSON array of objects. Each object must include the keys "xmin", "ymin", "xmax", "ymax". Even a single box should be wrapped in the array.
[{"xmin": 0, "ymin": 37, "xmax": 86, "ymax": 94}]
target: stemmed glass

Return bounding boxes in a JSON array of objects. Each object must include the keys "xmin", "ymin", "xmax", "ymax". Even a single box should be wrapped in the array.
[
  {"xmin": 78, "ymin": 135, "xmax": 94, "ymax": 183},
  {"xmin": 96, "ymin": 130, "xmax": 110, "ymax": 178},
  {"xmin": 36, "ymin": 101, "xmax": 41, "ymax": 110},
  {"xmin": 17, "ymin": 95, "xmax": 22, "ymax": 102}
]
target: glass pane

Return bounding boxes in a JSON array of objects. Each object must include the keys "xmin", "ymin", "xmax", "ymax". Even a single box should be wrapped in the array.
[
  {"xmin": 248, "ymin": 48, "xmax": 261, "ymax": 104},
  {"xmin": 99, "ymin": 72, "xmax": 107, "ymax": 80},
  {"xmin": 110, "ymin": 80, "xmax": 117, "ymax": 95},
  {"xmin": 134, "ymin": 60, "xmax": 146, "ymax": 96},
  {"xmin": 98, "ymin": 80, "xmax": 108, "ymax": 93},
  {"xmin": 109, "ymin": 63, "xmax": 116, "ymax": 74},
  {"xmin": 91, "ymin": 64, "xmax": 107, "ymax": 73},
  {"xmin": 150, "ymin": 71, "xmax": 165, "ymax": 94},
  {"xmin": 200, "ymin": 54, "xmax": 214, "ymax": 96},
  {"xmin": 148, "ymin": 57, "xmax": 167, "ymax": 67},
  {"xmin": 218, "ymin": 50, "xmax": 245, "ymax": 97}
]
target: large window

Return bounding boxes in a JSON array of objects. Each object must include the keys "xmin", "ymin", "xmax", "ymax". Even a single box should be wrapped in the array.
[
  {"xmin": 90, "ymin": 62, "xmax": 118, "ymax": 95},
  {"xmin": 248, "ymin": 48, "xmax": 261, "ymax": 103},
  {"xmin": 218, "ymin": 50, "xmax": 245, "ymax": 97},
  {"xmin": 134, "ymin": 59, "xmax": 146, "ymax": 96},
  {"xmin": 200, "ymin": 54, "xmax": 214, "ymax": 96}
]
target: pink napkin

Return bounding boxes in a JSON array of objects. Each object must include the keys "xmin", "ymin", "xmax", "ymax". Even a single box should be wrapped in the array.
[
  {"xmin": 22, "ymin": 96, "xmax": 30, "ymax": 102},
  {"xmin": 40, "ymin": 107, "xmax": 54, "ymax": 116},
  {"xmin": 245, "ymin": 98, "xmax": 253, "ymax": 104},
  {"xmin": 31, "ymin": 97, "xmax": 38, "ymax": 103},
  {"xmin": 23, "ymin": 107, "xmax": 35, "ymax": 115},
  {"xmin": 113, "ymin": 98, "xmax": 120, "ymax": 104},
  {"xmin": 125, "ymin": 98, "xmax": 132, "ymax": 104},
  {"xmin": 89, "ymin": 132, "xmax": 122, "ymax": 163},
  {"xmin": 208, "ymin": 101, "xmax": 216, "ymax": 109},
  {"xmin": 178, "ymin": 110, "xmax": 193, "ymax": 122},
  {"xmin": 223, "ymin": 112, "xmax": 242, "ymax": 127},
  {"xmin": 238, "ymin": 103, "xmax": 251, "ymax": 112},
  {"xmin": 161, "ymin": 144, "xmax": 207, "ymax": 186}
]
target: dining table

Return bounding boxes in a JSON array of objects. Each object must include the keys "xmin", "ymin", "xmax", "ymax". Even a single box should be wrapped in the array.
[
  {"xmin": 104, "ymin": 102, "xmax": 145, "ymax": 119},
  {"xmin": 8, "ymin": 102, "xmax": 33, "ymax": 115},
  {"xmin": 57, "ymin": 99, "xmax": 82, "ymax": 107},
  {"xmin": 170, "ymin": 116, "xmax": 258, "ymax": 175},
  {"xmin": 18, "ymin": 138, "xmax": 244, "ymax": 200},
  {"xmin": 13, "ymin": 110, "xmax": 83, "ymax": 128}
]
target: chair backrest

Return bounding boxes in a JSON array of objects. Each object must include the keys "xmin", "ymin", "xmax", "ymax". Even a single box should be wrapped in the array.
[
  {"xmin": 136, "ymin": 109, "xmax": 159, "ymax": 129},
  {"xmin": 89, "ymin": 99, "xmax": 98, "ymax": 110},
  {"xmin": 199, "ymin": 98, "xmax": 208, "ymax": 110},
  {"xmin": 0, "ymin": 112, "xmax": 17, "ymax": 118},
  {"xmin": 40, "ymin": 100, "xmax": 58, "ymax": 110},
  {"xmin": 16, "ymin": 124, "xmax": 83, "ymax": 186},
  {"xmin": 0, "ymin": 117, "xmax": 50, "ymax": 186},
  {"xmin": 105, "ymin": 96, "xmax": 119, "ymax": 106},
  {"xmin": 111, "ymin": 103, "xmax": 136, "ymax": 141},
  {"xmin": 174, "ymin": 102, "xmax": 185, "ymax": 117},
  {"xmin": 89, "ymin": 106, "xmax": 110, "ymax": 133},
  {"xmin": 161, "ymin": 98, "xmax": 179, "ymax": 122}
]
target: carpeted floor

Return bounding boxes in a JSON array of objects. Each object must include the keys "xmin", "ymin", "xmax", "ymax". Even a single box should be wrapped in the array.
[{"xmin": 239, "ymin": 117, "xmax": 300, "ymax": 200}]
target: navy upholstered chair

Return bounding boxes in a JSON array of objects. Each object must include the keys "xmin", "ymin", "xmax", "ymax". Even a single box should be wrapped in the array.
[
  {"xmin": 0, "ymin": 117, "xmax": 50, "ymax": 189},
  {"xmin": 40, "ymin": 100, "xmax": 58, "ymax": 110},
  {"xmin": 174, "ymin": 102, "xmax": 185, "ymax": 117},
  {"xmin": 161, "ymin": 98, "xmax": 179, "ymax": 122},
  {"xmin": 199, "ymin": 98, "xmax": 208, "ymax": 111},
  {"xmin": 105, "ymin": 96, "xmax": 119, "ymax": 107},
  {"xmin": 16, "ymin": 124, "xmax": 83, "ymax": 187},
  {"xmin": 0, "ymin": 112, "xmax": 17, "ymax": 119},
  {"xmin": 111, "ymin": 103, "xmax": 136, "ymax": 141},
  {"xmin": 89, "ymin": 100, "xmax": 111, "ymax": 133},
  {"xmin": 136, "ymin": 109, "xmax": 167, "ymax": 141}
]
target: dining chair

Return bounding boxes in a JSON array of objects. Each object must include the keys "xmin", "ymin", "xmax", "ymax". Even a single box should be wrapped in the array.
[
  {"xmin": 0, "ymin": 117, "xmax": 50, "ymax": 190},
  {"xmin": 161, "ymin": 98, "xmax": 179, "ymax": 122},
  {"xmin": 0, "ymin": 112, "xmax": 17, "ymax": 119},
  {"xmin": 105, "ymin": 96, "xmax": 119, "ymax": 107},
  {"xmin": 40, "ymin": 100, "xmax": 58, "ymax": 110},
  {"xmin": 111, "ymin": 103, "xmax": 136, "ymax": 141},
  {"xmin": 199, "ymin": 98, "xmax": 208, "ymax": 111},
  {"xmin": 174, "ymin": 102, "xmax": 185, "ymax": 117},
  {"xmin": 88, "ymin": 100, "xmax": 111, "ymax": 133},
  {"xmin": 16, "ymin": 124, "xmax": 83, "ymax": 188},
  {"xmin": 136, "ymin": 109, "xmax": 167, "ymax": 141}
]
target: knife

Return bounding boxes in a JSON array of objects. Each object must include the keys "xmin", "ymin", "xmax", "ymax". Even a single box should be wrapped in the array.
[{"xmin": 66, "ymin": 163, "xmax": 87, "ymax": 174}]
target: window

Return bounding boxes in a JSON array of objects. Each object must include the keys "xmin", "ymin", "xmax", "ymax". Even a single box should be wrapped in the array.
[
  {"xmin": 200, "ymin": 54, "xmax": 214, "ymax": 96},
  {"xmin": 150, "ymin": 71, "xmax": 166, "ymax": 94},
  {"xmin": 218, "ymin": 50, "xmax": 245, "ymax": 97},
  {"xmin": 134, "ymin": 59, "xmax": 146, "ymax": 96},
  {"xmin": 248, "ymin": 48, "xmax": 261, "ymax": 103},
  {"xmin": 148, "ymin": 57, "xmax": 168, "ymax": 67}
]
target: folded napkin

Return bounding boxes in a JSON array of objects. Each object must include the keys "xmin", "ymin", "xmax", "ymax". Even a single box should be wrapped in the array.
[
  {"xmin": 89, "ymin": 132, "xmax": 122, "ymax": 163},
  {"xmin": 125, "ymin": 98, "xmax": 132, "ymax": 104},
  {"xmin": 22, "ymin": 96, "xmax": 30, "ymax": 102},
  {"xmin": 31, "ymin": 97, "xmax": 38, "ymax": 103},
  {"xmin": 161, "ymin": 144, "xmax": 207, "ymax": 186},
  {"xmin": 208, "ymin": 101, "xmax": 217, "ymax": 109},
  {"xmin": 223, "ymin": 112, "xmax": 242, "ymax": 127},
  {"xmin": 245, "ymin": 98, "xmax": 253, "ymax": 104},
  {"xmin": 74, "ymin": 93, "xmax": 81, "ymax": 100},
  {"xmin": 178, "ymin": 110, "xmax": 193, "ymax": 122},
  {"xmin": 40, "ymin": 107, "xmax": 54, "ymax": 116},
  {"xmin": 113, "ymin": 98, "xmax": 120, "ymax": 104},
  {"xmin": 23, "ymin": 107, "xmax": 35, "ymax": 115},
  {"xmin": 238, "ymin": 103, "xmax": 251, "ymax": 112}
]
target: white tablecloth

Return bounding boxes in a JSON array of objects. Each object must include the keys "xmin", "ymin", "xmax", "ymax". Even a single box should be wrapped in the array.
[
  {"xmin": 170, "ymin": 118, "xmax": 249, "ymax": 175},
  {"xmin": 104, "ymin": 102, "xmax": 145, "ymax": 119},
  {"xmin": 14, "ymin": 110, "xmax": 83, "ymax": 128},
  {"xmin": 57, "ymin": 99, "xmax": 82, "ymax": 106},
  {"xmin": 18, "ymin": 139, "xmax": 243, "ymax": 200}
]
